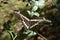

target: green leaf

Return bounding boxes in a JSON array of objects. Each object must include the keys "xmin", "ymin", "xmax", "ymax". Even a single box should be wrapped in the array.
[
  {"xmin": 32, "ymin": 6, "xmax": 38, "ymax": 11},
  {"xmin": 27, "ymin": 11, "xmax": 34, "ymax": 17},
  {"xmin": 7, "ymin": 30, "xmax": 16, "ymax": 40},
  {"xmin": 7, "ymin": 30, "xmax": 15, "ymax": 40},
  {"xmin": 34, "ymin": 12, "xmax": 40, "ymax": 17},
  {"xmin": 23, "ymin": 30, "xmax": 36, "ymax": 37},
  {"xmin": 27, "ymin": 11, "xmax": 40, "ymax": 17}
]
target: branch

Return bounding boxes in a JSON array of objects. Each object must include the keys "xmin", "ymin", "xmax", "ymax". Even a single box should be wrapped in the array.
[
  {"xmin": 37, "ymin": 32, "xmax": 47, "ymax": 40},
  {"xmin": 14, "ymin": 11, "xmax": 30, "ymax": 21},
  {"xmin": 30, "ymin": 19, "xmax": 51, "ymax": 29},
  {"xmin": 14, "ymin": 11, "xmax": 30, "ymax": 29},
  {"xmin": 14, "ymin": 11, "xmax": 51, "ymax": 29}
]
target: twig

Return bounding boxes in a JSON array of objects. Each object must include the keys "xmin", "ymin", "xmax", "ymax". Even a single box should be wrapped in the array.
[
  {"xmin": 14, "ymin": 11, "xmax": 29, "ymax": 29},
  {"xmin": 30, "ymin": 19, "xmax": 51, "ymax": 29},
  {"xmin": 22, "ymin": 20, "xmax": 29, "ymax": 29},
  {"xmin": 14, "ymin": 11, "xmax": 30, "ymax": 21},
  {"xmin": 30, "ymin": 21, "xmax": 40, "ymax": 29},
  {"xmin": 14, "ymin": 11, "xmax": 51, "ymax": 29},
  {"xmin": 15, "ymin": 11, "xmax": 51, "ymax": 22},
  {"xmin": 37, "ymin": 32, "xmax": 47, "ymax": 40},
  {"xmin": 30, "ymin": 19, "xmax": 43, "ymax": 21}
]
